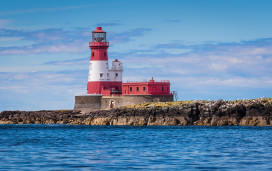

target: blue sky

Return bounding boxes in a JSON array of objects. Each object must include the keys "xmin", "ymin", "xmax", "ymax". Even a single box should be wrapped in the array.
[{"xmin": 1, "ymin": 0, "xmax": 272, "ymax": 111}]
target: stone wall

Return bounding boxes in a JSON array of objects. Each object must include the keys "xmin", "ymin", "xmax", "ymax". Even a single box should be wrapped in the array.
[
  {"xmin": 74, "ymin": 95, "xmax": 102, "ymax": 113},
  {"xmin": 101, "ymin": 95, "xmax": 173, "ymax": 110},
  {"xmin": 74, "ymin": 94, "xmax": 173, "ymax": 112}
]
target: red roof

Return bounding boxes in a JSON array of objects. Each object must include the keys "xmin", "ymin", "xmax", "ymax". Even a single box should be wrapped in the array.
[{"xmin": 92, "ymin": 27, "xmax": 106, "ymax": 33}]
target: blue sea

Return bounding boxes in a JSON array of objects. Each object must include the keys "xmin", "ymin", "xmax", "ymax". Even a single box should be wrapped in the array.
[{"xmin": 0, "ymin": 125, "xmax": 271, "ymax": 170}]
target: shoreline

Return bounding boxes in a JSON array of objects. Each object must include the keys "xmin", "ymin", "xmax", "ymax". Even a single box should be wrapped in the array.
[{"xmin": 1, "ymin": 98, "xmax": 272, "ymax": 126}]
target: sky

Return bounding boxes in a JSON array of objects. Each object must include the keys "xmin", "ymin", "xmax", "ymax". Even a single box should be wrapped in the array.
[{"xmin": 0, "ymin": 0, "xmax": 272, "ymax": 111}]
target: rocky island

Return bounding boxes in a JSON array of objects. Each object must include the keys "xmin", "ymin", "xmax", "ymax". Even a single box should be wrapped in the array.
[{"xmin": 1, "ymin": 98, "xmax": 272, "ymax": 126}]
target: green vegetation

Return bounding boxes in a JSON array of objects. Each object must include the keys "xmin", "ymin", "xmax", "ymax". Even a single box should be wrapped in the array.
[
  {"xmin": 121, "ymin": 98, "xmax": 272, "ymax": 109},
  {"xmin": 122, "ymin": 100, "xmax": 197, "ymax": 109}
]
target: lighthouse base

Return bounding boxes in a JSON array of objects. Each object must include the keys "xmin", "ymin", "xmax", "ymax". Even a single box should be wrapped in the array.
[
  {"xmin": 74, "ymin": 95, "xmax": 102, "ymax": 113},
  {"xmin": 74, "ymin": 95, "xmax": 173, "ymax": 113},
  {"xmin": 100, "ymin": 95, "xmax": 173, "ymax": 110}
]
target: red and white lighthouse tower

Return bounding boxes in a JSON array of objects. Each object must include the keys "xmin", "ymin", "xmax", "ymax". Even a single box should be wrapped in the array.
[{"xmin": 87, "ymin": 27, "xmax": 123, "ymax": 95}]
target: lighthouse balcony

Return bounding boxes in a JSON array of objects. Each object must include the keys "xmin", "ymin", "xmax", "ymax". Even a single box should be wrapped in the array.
[{"xmin": 110, "ymin": 66, "xmax": 123, "ymax": 71}]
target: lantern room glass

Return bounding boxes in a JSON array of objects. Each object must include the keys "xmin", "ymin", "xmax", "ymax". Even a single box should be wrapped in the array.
[{"xmin": 92, "ymin": 33, "xmax": 106, "ymax": 42}]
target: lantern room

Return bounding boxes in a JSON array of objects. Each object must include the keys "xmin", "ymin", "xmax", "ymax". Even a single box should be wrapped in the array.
[
  {"xmin": 92, "ymin": 27, "xmax": 106, "ymax": 42},
  {"xmin": 89, "ymin": 27, "xmax": 109, "ymax": 48}
]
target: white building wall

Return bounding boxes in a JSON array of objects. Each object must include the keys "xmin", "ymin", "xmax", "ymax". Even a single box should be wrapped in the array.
[
  {"xmin": 88, "ymin": 61, "xmax": 109, "ymax": 81},
  {"xmin": 109, "ymin": 60, "xmax": 123, "ymax": 82},
  {"xmin": 88, "ymin": 60, "xmax": 123, "ymax": 82}
]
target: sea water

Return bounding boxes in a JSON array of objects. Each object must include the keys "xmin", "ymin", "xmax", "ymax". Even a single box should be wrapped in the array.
[{"xmin": 0, "ymin": 125, "xmax": 271, "ymax": 170}]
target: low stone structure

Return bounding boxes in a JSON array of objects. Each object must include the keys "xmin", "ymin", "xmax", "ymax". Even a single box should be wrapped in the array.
[
  {"xmin": 74, "ymin": 95, "xmax": 102, "ymax": 113},
  {"xmin": 74, "ymin": 94, "xmax": 173, "ymax": 112},
  {"xmin": 101, "ymin": 95, "xmax": 173, "ymax": 110}
]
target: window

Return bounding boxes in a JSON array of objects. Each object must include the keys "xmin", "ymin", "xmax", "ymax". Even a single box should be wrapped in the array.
[
  {"xmin": 130, "ymin": 87, "xmax": 132, "ymax": 91},
  {"xmin": 104, "ymin": 52, "xmax": 106, "ymax": 57},
  {"xmin": 167, "ymin": 87, "xmax": 169, "ymax": 91},
  {"xmin": 161, "ymin": 87, "xmax": 164, "ymax": 91},
  {"xmin": 100, "ymin": 73, "xmax": 103, "ymax": 78},
  {"xmin": 115, "ymin": 73, "xmax": 118, "ymax": 77},
  {"xmin": 143, "ymin": 87, "xmax": 146, "ymax": 91},
  {"xmin": 137, "ymin": 87, "xmax": 139, "ymax": 91},
  {"xmin": 92, "ymin": 52, "xmax": 94, "ymax": 57}
]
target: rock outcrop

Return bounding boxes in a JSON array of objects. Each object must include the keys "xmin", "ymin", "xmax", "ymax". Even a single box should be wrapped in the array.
[{"xmin": 1, "ymin": 98, "xmax": 272, "ymax": 126}]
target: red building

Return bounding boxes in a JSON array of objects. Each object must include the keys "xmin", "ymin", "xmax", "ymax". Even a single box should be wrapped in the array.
[{"xmin": 122, "ymin": 78, "xmax": 171, "ymax": 95}]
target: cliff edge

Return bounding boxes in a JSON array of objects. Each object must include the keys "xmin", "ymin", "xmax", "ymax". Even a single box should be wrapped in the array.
[{"xmin": 1, "ymin": 98, "xmax": 272, "ymax": 126}]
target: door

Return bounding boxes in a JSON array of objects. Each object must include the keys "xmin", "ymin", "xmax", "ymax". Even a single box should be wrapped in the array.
[{"xmin": 110, "ymin": 100, "xmax": 115, "ymax": 109}]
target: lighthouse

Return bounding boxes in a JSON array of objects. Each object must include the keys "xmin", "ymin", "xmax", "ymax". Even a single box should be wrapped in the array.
[
  {"xmin": 74, "ymin": 27, "xmax": 173, "ymax": 112},
  {"xmin": 87, "ymin": 27, "xmax": 123, "ymax": 95}
]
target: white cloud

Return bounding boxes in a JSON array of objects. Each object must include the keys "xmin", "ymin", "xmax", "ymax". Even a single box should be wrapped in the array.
[
  {"xmin": 209, "ymin": 63, "xmax": 227, "ymax": 71},
  {"xmin": 0, "ymin": 27, "xmax": 152, "ymax": 55},
  {"xmin": 197, "ymin": 77, "xmax": 272, "ymax": 88},
  {"xmin": 0, "ymin": 41, "xmax": 88, "ymax": 55},
  {"xmin": 0, "ymin": 5, "xmax": 93, "ymax": 16},
  {"xmin": 117, "ymin": 39, "xmax": 272, "ymax": 93}
]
